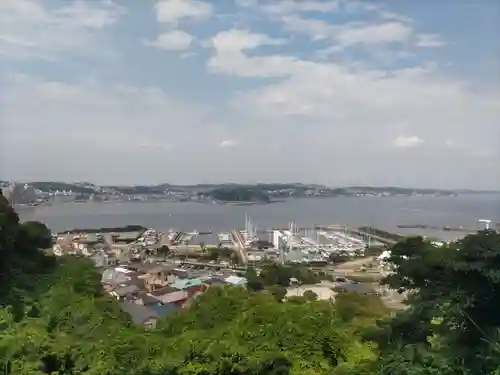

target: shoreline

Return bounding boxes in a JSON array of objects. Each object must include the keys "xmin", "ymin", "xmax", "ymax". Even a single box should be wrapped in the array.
[{"xmin": 12, "ymin": 192, "xmax": 487, "ymax": 209}]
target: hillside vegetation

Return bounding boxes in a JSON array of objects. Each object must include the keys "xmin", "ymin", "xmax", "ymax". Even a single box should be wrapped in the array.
[{"xmin": 1, "ymin": 192, "xmax": 499, "ymax": 374}]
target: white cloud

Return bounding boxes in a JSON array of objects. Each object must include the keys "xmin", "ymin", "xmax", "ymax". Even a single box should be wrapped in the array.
[
  {"xmin": 280, "ymin": 15, "xmax": 413, "ymax": 49},
  {"xmin": 236, "ymin": 0, "xmax": 338, "ymax": 14},
  {"xmin": 145, "ymin": 30, "xmax": 194, "ymax": 50},
  {"xmin": 281, "ymin": 16, "xmax": 333, "ymax": 40},
  {"xmin": 150, "ymin": 0, "xmax": 212, "ymax": 55},
  {"xmin": 207, "ymin": 29, "xmax": 290, "ymax": 76},
  {"xmin": 205, "ymin": 29, "xmax": 500, "ymax": 176},
  {"xmin": 0, "ymin": 75, "xmax": 214, "ymax": 182},
  {"xmin": 262, "ymin": 0, "xmax": 338, "ymax": 14},
  {"xmin": 219, "ymin": 139, "xmax": 239, "ymax": 148},
  {"xmin": 1, "ymin": 1, "xmax": 499, "ymax": 188},
  {"xmin": 392, "ymin": 135, "xmax": 424, "ymax": 148},
  {"xmin": 0, "ymin": 0, "xmax": 125, "ymax": 60},
  {"xmin": 445, "ymin": 139, "xmax": 456, "ymax": 148},
  {"xmin": 380, "ymin": 11, "xmax": 413, "ymax": 24},
  {"xmin": 210, "ymin": 29, "xmax": 286, "ymax": 53},
  {"xmin": 336, "ymin": 22, "xmax": 413, "ymax": 46},
  {"xmin": 154, "ymin": 0, "xmax": 213, "ymax": 24},
  {"xmin": 416, "ymin": 33, "xmax": 445, "ymax": 47}
]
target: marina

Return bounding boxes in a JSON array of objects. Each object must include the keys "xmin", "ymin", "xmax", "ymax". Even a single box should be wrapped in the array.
[
  {"xmin": 54, "ymin": 208, "xmax": 472, "ymax": 267},
  {"xmin": 52, "ymin": 214, "xmax": 380, "ymax": 264}
]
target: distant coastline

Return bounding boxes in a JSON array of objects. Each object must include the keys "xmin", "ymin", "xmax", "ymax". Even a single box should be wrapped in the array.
[{"xmin": 3, "ymin": 180, "xmax": 498, "ymax": 207}]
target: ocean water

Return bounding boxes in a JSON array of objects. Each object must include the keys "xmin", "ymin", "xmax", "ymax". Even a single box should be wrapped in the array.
[{"xmin": 16, "ymin": 194, "xmax": 500, "ymax": 242}]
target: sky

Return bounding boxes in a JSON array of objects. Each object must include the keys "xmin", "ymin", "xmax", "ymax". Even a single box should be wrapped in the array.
[{"xmin": 0, "ymin": 0, "xmax": 499, "ymax": 189}]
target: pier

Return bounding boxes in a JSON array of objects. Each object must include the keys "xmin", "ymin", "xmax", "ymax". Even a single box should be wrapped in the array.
[
  {"xmin": 397, "ymin": 224, "xmax": 476, "ymax": 233},
  {"xmin": 339, "ymin": 226, "xmax": 399, "ymax": 245},
  {"xmin": 170, "ymin": 231, "xmax": 185, "ymax": 245}
]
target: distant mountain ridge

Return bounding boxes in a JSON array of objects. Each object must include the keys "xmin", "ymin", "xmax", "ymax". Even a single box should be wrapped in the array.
[{"xmin": 2, "ymin": 181, "xmax": 497, "ymax": 195}]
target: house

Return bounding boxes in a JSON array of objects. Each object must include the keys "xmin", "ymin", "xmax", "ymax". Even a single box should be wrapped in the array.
[
  {"xmin": 101, "ymin": 267, "xmax": 132, "ymax": 285},
  {"xmin": 153, "ymin": 290, "xmax": 190, "ymax": 308},
  {"xmin": 119, "ymin": 301, "xmax": 177, "ymax": 329},
  {"xmin": 110, "ymin": 284, "xmax": 140, "ymax": 300},
  {"xmin": 144, "ymin": 265, "xmax": 176, "ymax": 291},
  {"xmin": 134, "ymin": 294, "xmax": 163, "ymax": 307},
  {"xmin": 170, "ymin": 278, "xmax": 204, "ymax": 294},
  {"xmin": 203, "ymin": 277, "xmax": 228, "ymax": 287},
  {"xmin": 101, "ymin": 267, "xmax": 146, "ymax": 289},
  {"xmin": 224, "ymin": 275, "xmax": 247, "ymax": 286},
  {"xmin": 171, "ymin": 268, "xmax": 190, "ymax": 279},
  {"xmin": 91, "ymin": 251, "xmax": 118, "ymax": 268}
]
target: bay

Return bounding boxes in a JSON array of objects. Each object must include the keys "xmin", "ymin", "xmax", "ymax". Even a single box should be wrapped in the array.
[{"xmin": 16, "ymin": 194, "xmax": 500, "ymax": 242}]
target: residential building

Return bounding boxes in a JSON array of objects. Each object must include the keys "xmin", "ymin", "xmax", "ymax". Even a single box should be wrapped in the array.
[
  {"xmin": 90, "ymin": 251, "xmax": 118, "ymax": 268},
  {"xmin": 152, "ymin": 290, "xmax": 190, "ymax": 308},
  {"xmin": 170, "ymin": 278, "xmax": 205, "ymax": 294},
  {"xmin": 224, "ymin": 275, "xmax": 247, "ymax": 286},
  {"xmin": 119, "ymin": 301, "xmax": 177, "ymax": 329},
  {"xmin": 110, "ymin": 284, "xmax": 141, "ymax": 300}
]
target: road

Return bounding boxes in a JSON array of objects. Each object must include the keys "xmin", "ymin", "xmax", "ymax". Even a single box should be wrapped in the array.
[
  {"xmin": 178, "ymin": 260, "xmax": 248, "ymax": 271},
  {"xmin": 230, "ymin": 230, "xmax": 248, "ymax": 264}
]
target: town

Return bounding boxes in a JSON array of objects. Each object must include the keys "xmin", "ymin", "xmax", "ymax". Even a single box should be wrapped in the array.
[
  {"xmin": 49, "ymin": 217, "xmax": 410, "ymax": 327},
  {"xmin": 1, "ymin": 180, "xmax": 462, "ymax": 206}
]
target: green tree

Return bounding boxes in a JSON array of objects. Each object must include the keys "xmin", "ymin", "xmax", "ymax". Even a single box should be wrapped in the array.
[
  {"xmin": 208, "ymin": 248, "xmax": 219, "ymax": 261},
  {"xmin": 267, "ymin": 285, "xmax": 287, "ymax": 302},
  {"xmin": 17, "ymin": 221, "xmax": 53, "ymax": 250},
  {"xmin": 303, "ymin": 290, "xmax": 318, "ymax": 301},
  {"xmin": 373, "ymin": 231, "xmax": 500, "ymax": 374},
  {"xmin": 245, "ymin": 267, "xmax": 265, "ymax": 292},
  {"xmin": 260, "ymin": 264, "xmax": 293, "ymax": 287},
  {"xmin": 157, "ymin": 245, "xmax": 170, "ymax": 257}
]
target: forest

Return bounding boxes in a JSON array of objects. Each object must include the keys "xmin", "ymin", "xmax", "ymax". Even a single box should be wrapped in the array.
[
  {"xmin": 1, "ymin": 191, "xmax": 500, "ymax": 374},
  {"xmin": 208, "ymin": 187, "xmax": 271, "ymax": 203}
]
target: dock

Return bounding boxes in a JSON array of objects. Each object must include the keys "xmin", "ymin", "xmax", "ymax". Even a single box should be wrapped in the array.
[
  {"xmin": 335, "ymin": 226, "xmax": 399, "ymax": 246},
  {"xmin": 397, "ymin": 224, "xmax": 475, "ymax": 233}
]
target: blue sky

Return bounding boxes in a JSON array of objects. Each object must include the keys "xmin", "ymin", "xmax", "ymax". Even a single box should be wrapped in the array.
[{"xmin": 1, "ymin": 0, "xmax": 499, "ymax": 189}]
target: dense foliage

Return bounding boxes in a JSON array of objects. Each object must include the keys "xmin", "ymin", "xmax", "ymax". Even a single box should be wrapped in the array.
[
  {"xmin": 209, "ymin": 187, "xmax": 271, "ymax": 203},
  {"xmin": 1, "ymin": 191, "xmax": 500, "ymax": 374},
  {"xmin": 369, "ymin": 231, "xmax": 500, "ymax": 374},
  {"xmin": 244, "ymin": 263, "xmax": 322, "ymax": 292}
]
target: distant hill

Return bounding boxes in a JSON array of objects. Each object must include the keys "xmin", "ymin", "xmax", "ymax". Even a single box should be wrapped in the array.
[{"xmin": 5, "ymin": 181, "xmax": 498, "ymax": 196}]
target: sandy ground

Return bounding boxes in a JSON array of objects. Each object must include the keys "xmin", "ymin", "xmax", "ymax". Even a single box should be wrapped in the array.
[
  {"xmin": 334, "ymin": 256, "xmax": 376, "ymax": 271},
  {"xmin": 286, "ymin": 284, "xmax": 337, "ymax": 301}
]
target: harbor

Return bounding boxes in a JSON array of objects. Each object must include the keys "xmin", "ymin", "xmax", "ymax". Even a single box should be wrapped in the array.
[
  {"xmin": 51, "ymin": 212, "xmax": 493, "ymax": 267},
  {"xmin": 44, "ymin": 208, "xmax": 496, "ymax": 318}
]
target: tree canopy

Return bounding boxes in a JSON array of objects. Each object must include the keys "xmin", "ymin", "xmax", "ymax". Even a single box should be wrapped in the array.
[{"xmin": 369, "ymin": 230, "xmax": 500, "ymax": 374}]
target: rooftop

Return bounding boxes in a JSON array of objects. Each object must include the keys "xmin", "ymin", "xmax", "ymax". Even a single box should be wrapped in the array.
[
  {"xmin": 224, "ymin": 275, "xmax": 247, "ymax": 285},
  {"xmin": 119, "ymin": 301, "xmax": 159, "ymax": 324},
  {"xmin": 171, "ymin": 278, "xmax": 204, "ymax": 290},
  {"xmin": 153, "ymin": 290, "xmax": 189, "ymax": 304}
]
